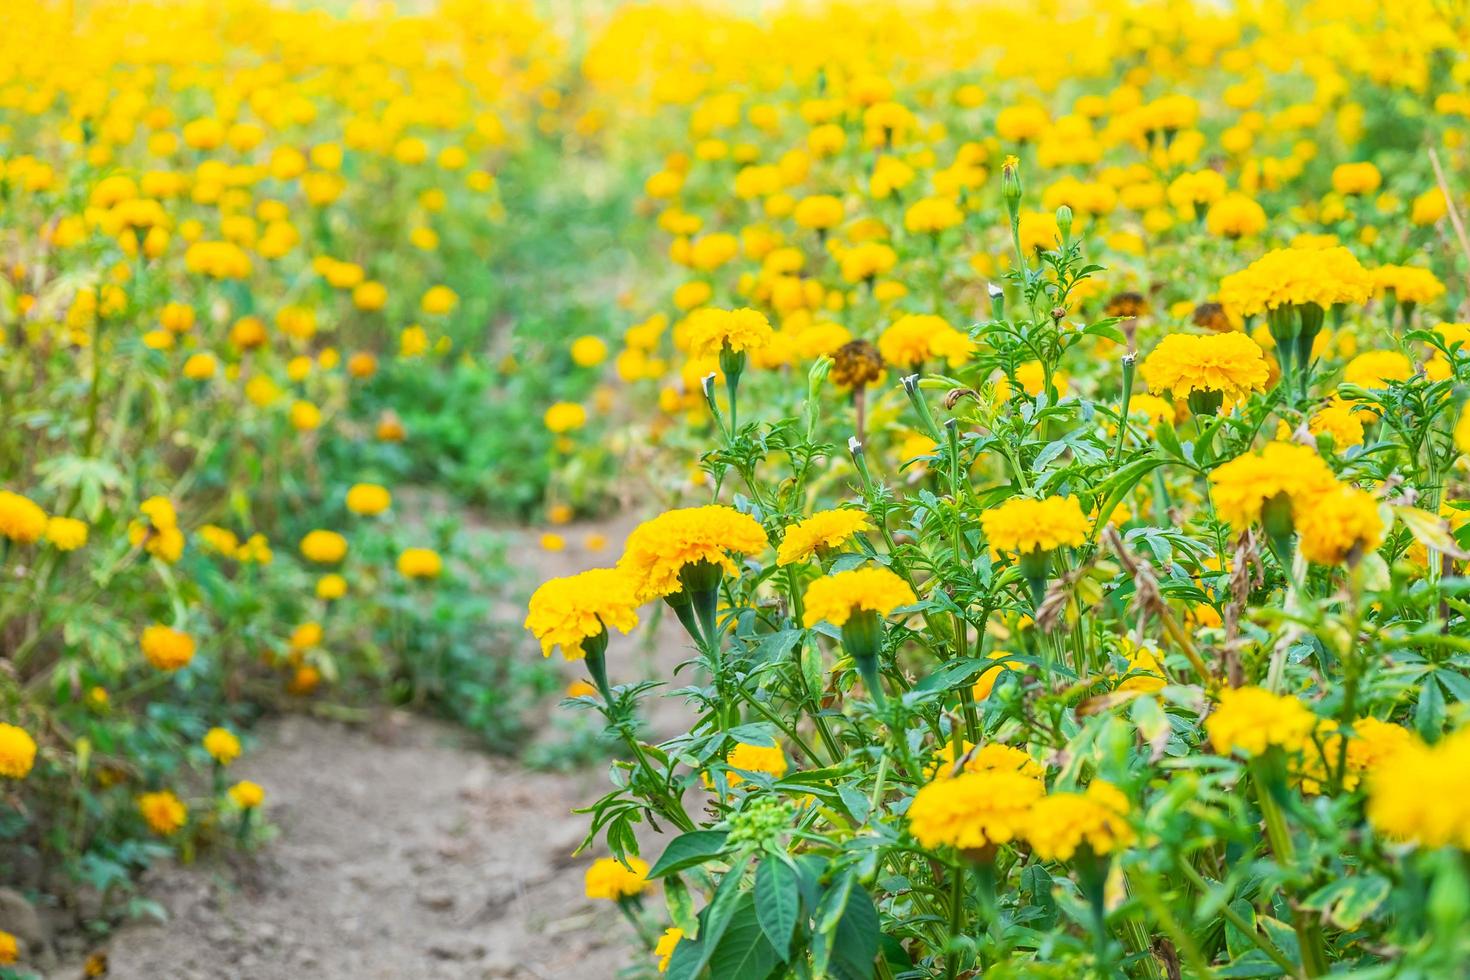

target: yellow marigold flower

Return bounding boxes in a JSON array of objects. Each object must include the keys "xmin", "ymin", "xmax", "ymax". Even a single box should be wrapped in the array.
[
  {"xmin": 525, "ymin": 568, "xmax": 641, "ymax": 659},
  {"xmin": 1117, "ymin": 643, "xmax": 1167, "ymax": 693},
  {"xmin": 686, "ymin": 307, "xmax": 774, "ymax": 358},
  {"xmin": 972, "ymin": 650, "xmax": 1023, "ymax": 701},
  {"xmin": 1027, "ymin": 781, "xmax": 1134, "ymax": 861},
  {"xmin": 0, "ymin": 490, "xmax": 48, "ymax": 544},
  {"xmin": 290, "ymin": 622, "xmax": 322, "ymax": 651},
  {"xmin": 0, "ymin": 724, "xmax": 38, "ymax": 779},
  {"xmin": 618, "ymin": 505, "xmax": 768, "ymax": 602},
  {"xmin": 565, "ymin": 679, "xmax": 598, "ymax": 699},
  {"xmin": 1343, "ymin": 350, "xmax": 1413, "ymax": 389},
  {"xmin": 544, "ymin": 401, "xmax": 587, "ymax": 434},
  {"xmin": 317, "ymin": 574, "xmax": 348, "ymax": 600},
  {"xmin": 654, "ymin": 927, "xmax": 683, "ymax": 973},
  {"xmin": 299, "ymin": 529, "xmax": 348, "ymax": 564},
  {"xmin": 1206, "ymin": 686, "xmax": 1316, "ymax": 758},
  {"xmin": 907, "ymin": 769, "xmax": 1046, "ymax": 851},
  {"xmin": 793, "ymin": 194, "xmax": 844, "ymax": 230},
  {"xmin": 1140, "ymin": 332, "xmax": 1270, "ymax": 404},
  {"xmin": 1207, "ymin": 442, "xmax": 1337, "ymax": 527},
  {"xmin": 839, "ymin": 241, "xmax": 897, "ymax": 283},
  {"xmin": 345, "ymin": 483, "xmax": 391, "ymax": 516},
  {"xmin": 1331, "ymin": 161, "xmax": 1382, "ymax": 196},
  {"xmin": 229, "ymin": 780, "xmax": 265, "ymax": 809},
  {"xmin": 776, "ymin": 509, "xmax": 871, "ymax": 566},
  {"xmin": 183, "ymin": 352, "xmax": 218, "ymax": 380},
  {"xmin": 1309, "ymin": 399, "xmax": 1366, "ymax": 449},
  {"xmin": 397, "ymin": 547, "xmax": 443, "ymax": 580},
  {"xmin": 584, "ymin": 856, "xmax": 650, "ymax": 901},
  {"xmin": 1217, "ymin": 246, "xmax": 1373, "ymax": 318},
  {"xmin": 929, "ymin": 740, "xmax": 1042, "ymax": 781},
  {"xmin": 904, "ymin": 196, "xmax": 964, "ymax": 234},
  {"xmin": 571, "ymin": 335, "xmax": 608, "ymax": 367},
  {"xmin": 980, "ymin": 496, "xmax": 1089, "ymax": 556},
  {"xmin": 420, "ymin": 285, "xmax": 458, "ymax": 315},
  {"xmin": 802, "ymin": 567, "xmax": 916, "ymax": 628},
  {"xmin": 1412, "ymin": 188, "xmax": 1448, "ymax": 226},
  {"xmin": 877, "ymin": 314, "xmax": 972, "ymax": 368},
  {"xmin": 725, "ymin": 742, "xmax": 788, "ymax": 785},
  {"xmin": 203, "ymin": 727, "xmax": 241, "ymax": 765},
  {"xmin": 1204, "ymin": 192, "xmax": 1267, "ymax": 239},
  {"xmin": 0, "ymin": 929, "xmax": 16, "ymax": 965},
  {"xmin": 289, "ymin": 400, "xmax": 322, "ymax": 431},
  {"xmin": 1367, "ymin": 727, "xmax": 1470, "ymax": 849},
  {"xmin": 140, "ymin": 624, "xmax": 196, "ymax": 671},
  {"xmin": 44, "ymin": 515, "xmax": 88, "ymax": 551},
  {"xmin": 1295, "ymin": 484, "xmax": 1384, "ymax": 565},
  {"xmin": 138, "ymin": 790, "xmax": 188, "ymax": 835},
  {"xmin": 1373, "ymin": 265, "xmax": 1446, "ymax": 307},
  {"xmin": 541, "ymin": 532, "xmax": 566, "ymax": 552},
  {"xmin": 129, "ymin": 496, "xmax": 185, "ymax": 562}
]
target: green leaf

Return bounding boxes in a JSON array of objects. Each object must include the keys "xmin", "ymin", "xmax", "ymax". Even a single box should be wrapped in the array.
[
  {"xmin": 823, "ymin": 881, "xmax": 880, "ymax": 980},
  {"xmin": 709, "ymin": 892, "xmax": 779, "ymax": 979},
  {"xmin": 665, "ymin": 854, "xmax": 752, "ymax": 980},
  {"xmin": 665, "ymin": 873, "xmax": 700, "ymax": 939},
  {"xmin": 755, "ymin": 857, "xmax": 801, "ymax": 959},
  {"xmin": 1303, "ymin": 874, "xmax": 1391, "ymax": 930},
  {"xmin": 649, "ymin": 830, "xmax": 730, "ymax": 878}
]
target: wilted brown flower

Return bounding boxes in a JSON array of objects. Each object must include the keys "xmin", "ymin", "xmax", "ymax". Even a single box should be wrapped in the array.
[
  {"xmin": 1105, "ymin": 291, "xmax": 1148, "ymax": 319},
  {"xmin": 831, "ymin": 339, "xmax": 885, "ymax": 388},
  {"xmin": 1191, "ymin": 302, "xmax": 1232, "ymax": 332}
]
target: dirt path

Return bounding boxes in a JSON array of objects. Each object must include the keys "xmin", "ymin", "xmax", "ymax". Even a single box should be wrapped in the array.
[{"xmin": 52, "ymin": 517, "xmax": 693, "ymax": 980}]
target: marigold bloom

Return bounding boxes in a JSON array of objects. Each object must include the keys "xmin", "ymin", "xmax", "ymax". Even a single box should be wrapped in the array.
[
  {"xmin": 138, "ymin": 790, "xmax": 188, "ymax": 835},
  {"xmin": 1295, "ymin": 484, "xmax": 1384, "ymax": 565},
  {"xmin": 397, "ymin": 547, "xmax": 443, "ymax": 579},
  {"xmin": 618, "ymin": 505, "xmax": 768, "ymax": 602},
  {"xmin": 1373, "ymin": 265, "xmax": 1445, "ymax": 307},
  {"xmin": 929, "ymin": 740, "xmax": 1042, "ymax": 781},
  {"xmin": 802, "ymin": 567, "xmax": 916, "ymax": 628},
  {"xmin": 1204, "ymin": 193, "xmax": 1267, "ymax": 239},
  {"xmin": 571, "ymin": 335, "xmax": 608, "ymax": 367},
  {"xmin": 0, "ymin": 724, "xmax": 38, "ymax": 779},
  {"xmin": 299, "ymin": 529, "xmax": 348, "ymax": 563},
  {"xmin": 1206, "ymin": 686, "xmax": 1316, "ymax": 758},
  {"xmin": 878, "ymin": 314, "xmax": 972, "ymax": 368},
  {"xmin": 980, "ymin": 496, "xmax": 1089, "ymax": 556},
  {"xmin": 229, "ymin": 780, "xmax": 265, "ymax": 809},
  {"xmin": 317, "ymin": 574, "xmax": 348, "ymax": 600},
  {"xmin": 907, "ymin": 769, "xmax": 1046, "ymax": 851},
  {"xmin": 725, "ymin": 742, "xmax": 788, "ymax": 785},
  {"xmin": 584, "ymin": 856, "xmax": 650, "ymax": 901},
  {"xmin": 0, "ymin": 930, "xmax": 15, "ymax": 966},
  {"xmin": 1207, "ymin": 442, "xmax": 1337, "ymax": 527},
  {"xmin": 140, "ymin": 624, "xmax": 196, "ymax": 671},
  {"xmin": 686, "ymin": 307, "xmax": 774, "ymax": 358},
  {"xmin": 128, "ymin": 496, "xmax": 184, "ymax": 562},
  {"xmin": 776, "ymin": 509, "xmax": 871, "ymax": 566},
  {"xmin": 1140, "ymin": 332, "xmax": 1270, "ymax": 403},
  {"xmin": 1342, "ymin": 350, "xmax": 1413, "ymax": 389},
  {"xmin": 1027, "ymin": 781, "xmax": 1135, "ymax": 861},
  {"xmin": 525, "ymin": 567, "xmax": 641, "ymax": 659},
  {"xmin": 654, "ymin": 927, "xmax": 683, "ymax": 973},
  {"xmin": 203, "ymin": 727, "xmax": 241, "ymax": 765},
  {"xmin": 420, "ymin": 285, "xmax": 458, "ymax": 314},
  {"xmin": 345, "ymin": 483, "xmax": 391, "ymax": 515},
  {"xmin": 1367, "ymin": 727, "xmax": 1470, "ymax": 849},
  {"xmin": 1218, "ymin": 246, "xmax": 1373, "ymax": 318},
  {"xmin": 0, "ymin": 490, "xmax": 48, "ymax": 544},
  {"xmin": 44, "ymin": 515, "xmax": 88, "ymax": 551},
  {"xmin": 543, "ymin": 401, "xmax": 587, "ymax": 433}
]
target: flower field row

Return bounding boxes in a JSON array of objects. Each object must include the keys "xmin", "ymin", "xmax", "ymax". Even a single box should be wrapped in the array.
[
  {"xmin": 2, "ymin": 0, "xmax": 1470, "ymax": 976},
  {"xmin": 525, "ymin": 1, "xmax": 1470, "ymax": 977}
]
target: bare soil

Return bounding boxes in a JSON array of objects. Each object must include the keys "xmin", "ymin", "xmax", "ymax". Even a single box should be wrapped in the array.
[{"xmin": 49, "ymin": 517, "xmax": 696, "ymax": 980}]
